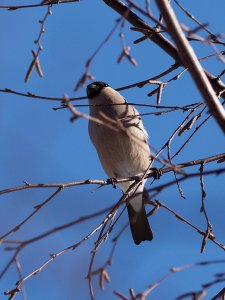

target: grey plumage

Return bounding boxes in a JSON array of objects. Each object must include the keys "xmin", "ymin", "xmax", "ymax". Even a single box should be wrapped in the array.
[{"xmin": 87, "ymin": 81, "xmax": 153, "ymax": 244}]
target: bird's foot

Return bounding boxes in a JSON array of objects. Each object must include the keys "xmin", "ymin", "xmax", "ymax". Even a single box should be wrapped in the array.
[
  {"xmin": 150, "ymin": 168, "xmax": 162, "ymax": 180},
  {"xmin": 107, "ymin": 177, "xmax": 117, "ymax": 189}
]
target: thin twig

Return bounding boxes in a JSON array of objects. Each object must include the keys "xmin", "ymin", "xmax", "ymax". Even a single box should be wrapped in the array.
[
  {"xmin": 199, "ymin": 163, "xmax": 212, "ymax": 253},
  {"xmin": 0, "ymin": 0, "xmax": 79, "ymax": 10},
  {"xmin": 0, "ymin": 187, "xmax": 63, "ymax": 241},
  {"xmin": 0, "ymin": 152, "xmax": 224, "ymax": 197},
  {"xmin": 25, "ymin": 5, "xmax": 52, "ymax": 82}
]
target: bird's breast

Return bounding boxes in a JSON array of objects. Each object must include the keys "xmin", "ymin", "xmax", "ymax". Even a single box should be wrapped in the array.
[{"xmin": 89, "ymin": 119, "xmax": 150, "ymax": 178}]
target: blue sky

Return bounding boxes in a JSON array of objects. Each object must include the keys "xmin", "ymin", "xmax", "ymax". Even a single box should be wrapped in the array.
[{"xmin": 1, "ymin": 0, "xmax": 225, "ymax": 299}]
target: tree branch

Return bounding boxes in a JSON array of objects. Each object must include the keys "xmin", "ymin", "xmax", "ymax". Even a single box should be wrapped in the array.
[
  {"xmin": 103, "ymin": 0, "xmax": 225, "ymax": 133},
  {"xmin": 155, "ymin": 0, "xmax": 225, "ymax": 133},
  {"xmin": 0, "ymin": 152, "xmax": 224, "ymax": 196}
]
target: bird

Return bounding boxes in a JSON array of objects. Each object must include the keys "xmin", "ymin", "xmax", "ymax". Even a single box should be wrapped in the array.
[{"xmin": 87, "ymin": 81, "xmax": 153, "ymax": 245}]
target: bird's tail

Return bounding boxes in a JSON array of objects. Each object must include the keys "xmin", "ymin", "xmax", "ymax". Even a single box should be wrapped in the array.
[{"xmin": 126, "ymin": 188, "xmax": 153, "ymax": 245}]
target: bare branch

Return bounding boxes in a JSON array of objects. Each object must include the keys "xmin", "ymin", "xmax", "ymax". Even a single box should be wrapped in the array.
[
  {"xmin": 0, "ymin": 152, "xmax": 224, "ymax": 197},
  {"xmin": 155, "ymin": 0, "xmax": 225, "ymax": 133},
  {"xmin": 0, "ymin": 0, "xmax": 79, "ymax": 10},
  {"xmin": 103, "ymin": 0, "xmax": 225, "ymax": 117}
]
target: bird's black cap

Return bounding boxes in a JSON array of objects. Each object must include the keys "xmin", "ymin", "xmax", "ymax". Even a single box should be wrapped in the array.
[{"xmin": 86, "ymin": 81, "xmax": 109, "ymax": 98}]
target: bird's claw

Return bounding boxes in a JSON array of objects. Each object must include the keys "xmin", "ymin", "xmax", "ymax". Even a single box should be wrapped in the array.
[
  {"xmin": 150, "ymin": 168, "xmax": 162, "ymax": 180},
  {"xmin": 107, "ymin": 177, "xmax": 117, "ymax": 189}
]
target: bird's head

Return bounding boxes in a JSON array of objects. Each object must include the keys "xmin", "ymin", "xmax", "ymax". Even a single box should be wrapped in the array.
[{"xmin": 86, "ymin": 81, "xmax": 109, "ymax": 99}]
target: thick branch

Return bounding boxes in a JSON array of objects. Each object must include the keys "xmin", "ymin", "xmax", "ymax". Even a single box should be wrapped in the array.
[
  {"xmin": 103, "ymin": 0, "xmax": 179, "ymax": 61},
  {"xmin": 103, "ymin": 0, "xmax": 225, "ymax": 132},
  {"xmin": 156, "ymin": 0, "xmax": 225, "ymax": 133}
]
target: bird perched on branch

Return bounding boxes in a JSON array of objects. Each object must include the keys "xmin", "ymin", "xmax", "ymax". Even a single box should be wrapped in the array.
[{"xmin": 87, "ymin": 81, "xmax": 153, "ymax": 245}]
